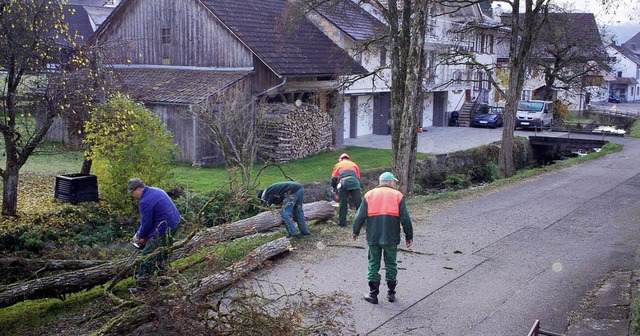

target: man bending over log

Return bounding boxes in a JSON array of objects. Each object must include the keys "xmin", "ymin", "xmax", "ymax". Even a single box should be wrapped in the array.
[{"xmin": 128, "ymin": 178, "xmax": 181, "ymax": 291}]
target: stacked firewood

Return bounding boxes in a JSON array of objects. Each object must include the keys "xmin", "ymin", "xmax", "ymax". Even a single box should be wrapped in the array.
[{"xmin": 258, "ymin": 103, "xmax": 332, "ymax": 163}]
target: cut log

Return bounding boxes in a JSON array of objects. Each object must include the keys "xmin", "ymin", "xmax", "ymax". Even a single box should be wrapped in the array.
[
  {"xmin": 0, "ymin": 257, "xmax": 108, "ymax": 273},
  {"xmin": 97, "ymin": 238, "xmax": 293, "ymax": 336},
  {"xmin": 174, "ymin": 200, "xmax": 334, "ymax": 256},
  {"xmin": 191, "ymin": 237, "xmax": 292, "ymax": 300},
  {"xmin": 0, "ymin": 201, "xmax": 334, "ymax": 309},
  {"xmin": 0, "ymin": 260, "xmax": 125, "ymax": 308}
]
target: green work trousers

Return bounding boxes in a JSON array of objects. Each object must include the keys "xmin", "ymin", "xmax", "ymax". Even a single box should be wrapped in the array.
[
  {"xmin": 137, "ymin": 226, "xmax": 178, "ymax": 287},
  {"xmin": 366, "ymin": 244, "xmax": 398, "ymax": 282},
  {"xmin": 338, "ymin": 188, "xmax": 362, "ymax": 226}
]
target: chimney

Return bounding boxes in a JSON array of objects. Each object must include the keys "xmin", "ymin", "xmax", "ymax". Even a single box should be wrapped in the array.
[{"xmin": 494, "ymin": 4, "xmax": 503, "ymax": 21}]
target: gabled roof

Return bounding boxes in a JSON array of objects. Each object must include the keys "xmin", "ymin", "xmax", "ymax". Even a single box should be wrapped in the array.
[
  {"xmin": 314, "ymin": 0, "xmax": 387, "ymax": 42},
  {"xmin": 529, "ymin": 13, "xmax": 607, "ymax": 62},
  {"xmin": 61, "ymin": 5, "xmax": 94, "ymax": 47},
  {"xmin": 622, "ymin": 31, "xmax": 640, "ymax": 57},
  {"xmin": 610, "ymin": 44, "xmax": 640, "ymax": 66},
  {"xmin": 113, "ymin": 66, "xmax": 252, "ymax": 104},
  {"xmin": 200, "ymin": 0, "xmax": 365, "ymax": 76},
  {"xmin": 67, "ymin": 0, "xmax": 111, "ymax": 6},
  {"xmin": 611, "ymin": 77, "xmax": 638, "ymax": 85},
  {"xmin": 63, "ymin": 1, "xmax": 118, "ymax": 46}
]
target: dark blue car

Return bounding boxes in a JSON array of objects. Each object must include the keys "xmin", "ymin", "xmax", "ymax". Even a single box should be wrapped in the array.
[
  {"xmin": 608, "ymin": 96, "xmax": 621, "ymax": 103},
  {"xmin": 472, "ymin": 106, "xmax": 504, "ymax": 128}
]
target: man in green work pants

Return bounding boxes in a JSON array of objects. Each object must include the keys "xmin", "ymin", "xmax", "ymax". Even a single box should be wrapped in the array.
[{"xmin": 352, "ymin": 172, "xmax": 413, "ymax": 304}]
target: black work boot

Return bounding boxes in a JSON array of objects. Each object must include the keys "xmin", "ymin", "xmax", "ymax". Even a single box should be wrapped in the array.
[
  {"xmin": 387, "ymin": 280, "xmax": 397, "ymax": 302},
  {"xmin": 363, "ymin": 281, "xmax": 380, "ymax": 304}
]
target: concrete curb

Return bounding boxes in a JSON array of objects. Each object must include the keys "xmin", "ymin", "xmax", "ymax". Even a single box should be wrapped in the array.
[{"xmin": 565, "ymin": 270, "xmax": 637, "ymax": 335}]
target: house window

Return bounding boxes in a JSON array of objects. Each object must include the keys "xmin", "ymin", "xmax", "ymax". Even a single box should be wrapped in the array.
[
  {"xmin": 380, "ymin": 46, "xmax": 387, "ymax": 66},
  {"xmin": 617, "ymin": 71, "xmax": 622, "ymax": 77},
  {"xmin": 162, "ymin": 28, "xmax": 171, "ymax": 44},
  {"xmin": 521, "ymin": 90, "xmax": 532, "ymax": 101},
  {"xmin": 427, "ymin": 17, "xmax": 437, "ymax": 37},
  {"xmin": 354, "ymin": 50, "xmax": 362, "ymax": 64},
  {"xmin": 489, "ymin": 35, "xmax": 494, "ymax": 54}
]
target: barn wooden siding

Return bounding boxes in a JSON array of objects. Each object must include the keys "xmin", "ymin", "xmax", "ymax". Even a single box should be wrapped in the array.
[{"xmin": 99, "ymin": 0, "xmax": 253, "ymax": 68}]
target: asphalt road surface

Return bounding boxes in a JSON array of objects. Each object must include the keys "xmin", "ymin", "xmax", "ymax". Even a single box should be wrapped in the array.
[{"xmin": 256, "ymin": 135, "xmax": 640, "ymax": 335}]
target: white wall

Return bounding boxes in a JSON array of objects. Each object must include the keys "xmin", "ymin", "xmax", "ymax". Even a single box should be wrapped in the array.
[{"xmin": 341, "ymin": 95, "xmax": 375, "ymax": 139}]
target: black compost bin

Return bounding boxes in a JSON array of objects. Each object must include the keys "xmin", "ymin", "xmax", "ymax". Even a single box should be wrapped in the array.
[{"xmin": 54, "ymin": 173, "xmax": 99, "ymax": 204}]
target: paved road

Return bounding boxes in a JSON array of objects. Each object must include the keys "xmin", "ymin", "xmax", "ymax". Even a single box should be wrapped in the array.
[{"xmin": 254, "ymin": 129, "xmax": 640, "ymax": 335}]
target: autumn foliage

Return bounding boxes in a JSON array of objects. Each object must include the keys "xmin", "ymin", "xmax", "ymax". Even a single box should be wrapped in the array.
[{"xmin": 83, "ymin": 94, "xmax": 178, "ymax": 211}]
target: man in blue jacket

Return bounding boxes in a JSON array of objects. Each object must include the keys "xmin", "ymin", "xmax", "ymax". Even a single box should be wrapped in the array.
[{"xmin": 129, "ymin": 178, "xmax": 181, "ymax": 289}]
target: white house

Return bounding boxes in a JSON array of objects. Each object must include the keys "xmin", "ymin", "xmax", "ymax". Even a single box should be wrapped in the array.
[
  {"xmin": 607, "ymin": 44, "xmax": 640, "ymax": 103},
  {"xmin": 311, "ymin": 1, "xmax": 499, "ymax": 140}
]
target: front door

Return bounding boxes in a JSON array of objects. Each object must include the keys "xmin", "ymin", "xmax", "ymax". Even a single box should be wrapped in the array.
[
  {"xmin": 433, "ymin": 91, "xmax": 447, "ymax": 126},
  {"xmin": 373, "ymin": 93, "xmax": 391, "ymax": 135}
]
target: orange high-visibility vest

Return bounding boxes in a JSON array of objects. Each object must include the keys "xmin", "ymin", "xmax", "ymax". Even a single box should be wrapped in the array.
[
  {"xmin": 365, "ymin": 187, "xmax": 403, "ymax": 217},
  {"xmin": 332, "ymin": 160, "xmax": 361, "ymax": 178}
]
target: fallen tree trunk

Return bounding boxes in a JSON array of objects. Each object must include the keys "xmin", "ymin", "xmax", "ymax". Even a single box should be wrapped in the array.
[
  {"xmin": 0, "ymin": 201, "xmax": 334, "ymax": 309},
  {"xmin": 0, "ymin": 257, "xmax": 108, "ymax": 273},
  {"xmin": 97, "ymin": 237, "xmax": 293, "ymax": 336},
  {"xmin": 191, "ymin": 237, "xmax": 292, "ymax": 300},
  {"xmin": 0, "ymin": 260, "xmax": 125, "ymax": 308},
  {"xmin": 174, "ymin": 200, "xmax": 334, "ymax": 256}
]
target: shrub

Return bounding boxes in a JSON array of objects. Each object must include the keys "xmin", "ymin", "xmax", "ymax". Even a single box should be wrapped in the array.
[
  {"xmin": 84, "ymin": 94, "xmax": 179, "ymax": 211},
  {"xmin": 553, "ymin": 100, "xmax": 571, "ymax": 126},
  {"xmin": 632, "ymin": 297, "xmax": 640, "ymax": 334},
  {"xmin": 175, "ymin": 189, "xmax": 262, "ymax": 228},
  {"xmin": 470, "ymin": 161, "xmax": 500, "ymax": 183},
  {"xmin": 443, "ymin": 174, "xmax": 471, "ymax": 188},
  {"xmin": 0, "ymin": 204, "xmax": 135, "ymax": 256}
]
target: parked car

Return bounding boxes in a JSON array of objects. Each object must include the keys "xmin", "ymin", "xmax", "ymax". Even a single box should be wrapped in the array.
[
  {"xmin": 608, "ymin": 96, "xmax": 621, "ymax": 103},
  {"xmin": 472, "ymin": 106, "xmax": 504, "ymax": 128},
  {"xmin": 515, "ymin": 100, "xmax": 554, "ymax": 130}
]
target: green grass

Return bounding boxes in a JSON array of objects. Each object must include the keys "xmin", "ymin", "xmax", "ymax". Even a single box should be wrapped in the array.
[
  {"xmin": 0, "ymin": 142, "xmax": 86, "ymax": 175},
  {"xmin": 630, "ymin": 119, "xmax": 640, "ymax": 138},
  {"xmin": 6, "ymin": 145, "xmax": 404, "ymax": 193},
  {"xmin": 172, "ymin": 147, "xmax": 426, "ymax": 193}
]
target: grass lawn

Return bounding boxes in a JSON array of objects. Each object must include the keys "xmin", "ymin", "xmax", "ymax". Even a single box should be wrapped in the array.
[
  {"xmin": 172, "ymin": 146, "xmax": 426, "ymax": 193},
  {"xmin": 13, "ymin": 146, "xmax": 407, "ymax": 193}
]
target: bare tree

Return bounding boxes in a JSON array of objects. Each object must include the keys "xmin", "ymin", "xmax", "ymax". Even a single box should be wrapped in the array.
[
  {"xmin": 530, "ymin": 12, "xmax": 610, "ymax": 101},
  {"xmin": 497, "ymin": 0, "xmax": 550, "ymax": 177},
  {"xmin": 356, "ymin": 0, "xmax": 430, "ymax": 195},
  {"xmin": 193, "ymin": 84, "xmax": 265, "ymax": 192},
  {"xmin": 0, "ymin": 1, "xmax": 97, "ymax": 215}
]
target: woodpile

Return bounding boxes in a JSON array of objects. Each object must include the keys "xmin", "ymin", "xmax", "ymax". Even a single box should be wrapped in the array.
[{"xmin": 258, "ymin": 103, "xmax": 332, "ymax": 163}]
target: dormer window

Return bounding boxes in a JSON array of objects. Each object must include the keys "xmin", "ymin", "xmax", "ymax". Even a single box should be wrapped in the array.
[{"xmin": 162, "ymin": 28, "xmax": 171, "ymax": 44}]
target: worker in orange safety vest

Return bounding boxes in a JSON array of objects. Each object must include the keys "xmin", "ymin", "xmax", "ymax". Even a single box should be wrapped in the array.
[
  {"xmin": 352, "ymin": 172, "xmax": 413, "ymax": 304},
  {"xmin": 331, "ymin": 153, "xmax": 362, "ymax": 227}
]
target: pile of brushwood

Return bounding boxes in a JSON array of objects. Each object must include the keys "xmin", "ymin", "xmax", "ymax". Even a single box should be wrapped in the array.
[{"xmin": 0, "ymin": 177, "xmax": 351, "ymax": 335}]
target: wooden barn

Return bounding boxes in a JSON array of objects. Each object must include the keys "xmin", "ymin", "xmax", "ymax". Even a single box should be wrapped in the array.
[{"xmin": 82, "ymin": 0, "xmax": 364, "ymax": 165}]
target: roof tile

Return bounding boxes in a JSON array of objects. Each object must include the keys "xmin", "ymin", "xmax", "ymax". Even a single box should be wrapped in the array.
[{"xmin": 201, "ymin": 0, "xmax": 365, "ymax": 76}]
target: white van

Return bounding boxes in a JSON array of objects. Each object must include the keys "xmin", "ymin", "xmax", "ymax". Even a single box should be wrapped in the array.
[{"xmin": 515, "ymin": 100, "xmax": 554, "ymax": 129}]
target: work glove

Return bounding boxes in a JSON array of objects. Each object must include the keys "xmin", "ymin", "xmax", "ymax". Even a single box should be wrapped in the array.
[{"xmin": 131, "ymin": 233, "xmax": 146, "ymax": 249}]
